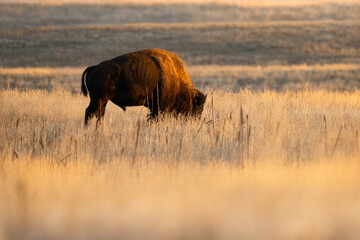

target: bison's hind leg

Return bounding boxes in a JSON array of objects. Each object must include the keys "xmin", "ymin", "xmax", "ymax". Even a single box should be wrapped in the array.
[
  {"xmin": 84, "ymin": 98, "xmax": 108, "ymax": 126},
  {"xmin": 96, "ymin": 101, "xmax": 108, "ymax": 128},
  {"xmin": 85, "ymin": 99, "xmax": 100, "ymax": 125}
]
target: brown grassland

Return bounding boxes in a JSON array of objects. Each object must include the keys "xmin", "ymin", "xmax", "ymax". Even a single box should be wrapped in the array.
[
  {"xmin": 1, "ymin": 89, "xmax": 360, "ymax": 239},
  {"xmin": 1, "ymin": 0, "xmax": 360, "ymax": 239}
]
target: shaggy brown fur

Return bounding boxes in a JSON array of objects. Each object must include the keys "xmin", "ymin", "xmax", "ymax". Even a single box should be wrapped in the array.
[{"xmin": 81, "ymin": 49, "xmax": 207, "ymax": 125}]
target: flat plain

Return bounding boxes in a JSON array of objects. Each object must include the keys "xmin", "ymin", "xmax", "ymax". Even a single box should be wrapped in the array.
[
  {"xmin": 1, "ymin": 1, "xmax": 360, "ymax": 239},
  {"xmin": 1, "ymin": 1, "xmax": 360, "ymax": 90}
]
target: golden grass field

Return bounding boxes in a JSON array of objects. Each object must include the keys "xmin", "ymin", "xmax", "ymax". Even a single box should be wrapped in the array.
[
  {"xmin": 1, "ymin": 0, "xmax": 360, "ymax": 239},
  {"xmin": 1, "ymin": 89, "xmax": 360, "ymax": 239},
  {"xmin": 2, "ymin": 64, "xmax": 360, "ymax": 91}
]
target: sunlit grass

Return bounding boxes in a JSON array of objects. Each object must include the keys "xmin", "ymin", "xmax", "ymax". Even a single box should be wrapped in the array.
[
  {"xmin": 2, "ymin": 63, "xmax": 360, "ymax": 91},
  {"xmin": 1, "ymin": 89, "xmax": 360, "ymax": 239},
  {"xmin": 1, "ymin": 157, "xmax": 360, "ymax": 239}
]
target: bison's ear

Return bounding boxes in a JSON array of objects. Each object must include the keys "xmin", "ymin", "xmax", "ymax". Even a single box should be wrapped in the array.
[{"xmin": 194, "ymin": 89, "xmax": 207, "ymax": 106}]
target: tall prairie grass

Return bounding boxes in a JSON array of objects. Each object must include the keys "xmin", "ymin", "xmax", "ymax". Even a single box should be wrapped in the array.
[{"xmin": 1, "ymin": 89, "xmax": 360, "ymax": 239}]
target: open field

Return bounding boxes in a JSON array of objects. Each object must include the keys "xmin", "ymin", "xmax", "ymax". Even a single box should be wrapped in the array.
[
  {"xmin": 3, "ymin": 89, "xmax": 360, "ymax": 163},
  {"xmin": 2, "ymin": 64, "xmax": 360, "ymax": 91},
  {"xmin": 2, "ymin": 20, "xmax": 359, "ymax": 67},
  {"xmin": 1, "ymin": 1, "xmax": 359, "ymax": 91},
  {"xmin": 1, "ymin": 4, "xmax": 359, "ymax": 67},
  {"xmin": 1, "ymin": 89, "xmax": 360, "ymax": 239},
  {"xmin": 1, "ymin": 1, "xmax": 360, "ymax": 239}
]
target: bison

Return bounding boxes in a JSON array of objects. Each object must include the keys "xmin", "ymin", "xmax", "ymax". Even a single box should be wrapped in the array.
[{"xmin": 81, "ymin": 49, "xmax": 207, "ymax": 125}]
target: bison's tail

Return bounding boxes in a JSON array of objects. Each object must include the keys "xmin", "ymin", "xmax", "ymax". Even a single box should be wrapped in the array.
[{"xmin": 81, "ymin": 66, "xmax": 96, "ymax": 97}]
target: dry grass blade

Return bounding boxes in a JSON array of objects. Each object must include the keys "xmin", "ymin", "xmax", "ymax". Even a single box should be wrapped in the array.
[
  {"xmin": 330, "ymin": 125, "xmax": 343, "ymax": 158},
  {"xmin": 324, "ymin": 115, "xmax": 328, "ymax": 157},
  {"xmin": 132, "ymin": 108, "xmax": 143, "ymax": 167}
]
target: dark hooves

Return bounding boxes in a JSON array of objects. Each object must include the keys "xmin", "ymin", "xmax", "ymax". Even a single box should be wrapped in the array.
[{"xmin": 146, "ymin": 113, "xmax": 158, "ymax": 122}]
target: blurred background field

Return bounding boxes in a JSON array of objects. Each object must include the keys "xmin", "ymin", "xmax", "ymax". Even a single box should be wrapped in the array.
[
  {"xmin": 0, "ymin": 0, "xmax": 359, "ymax": 91},
  {"xmin": 2, "ymin": 64, "xmax": 360, "ymax": 91}
]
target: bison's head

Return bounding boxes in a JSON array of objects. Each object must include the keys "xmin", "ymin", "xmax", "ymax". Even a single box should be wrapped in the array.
[{"xmin": 192, "ymin": 89, "xmax": 207, "ymax": 117}]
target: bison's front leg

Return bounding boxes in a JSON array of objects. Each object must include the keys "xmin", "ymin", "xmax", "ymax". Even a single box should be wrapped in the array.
[
  {"xmin": 146, "ymin": 87, "xmax": 161, "ymax": 119},
  {"xmin": 144, "ymin": 98, "xmax": 158, "ymax": 120},
  {"xmin": 149, "ymin": 105, "xmax": 159, "ymax": 119}
]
